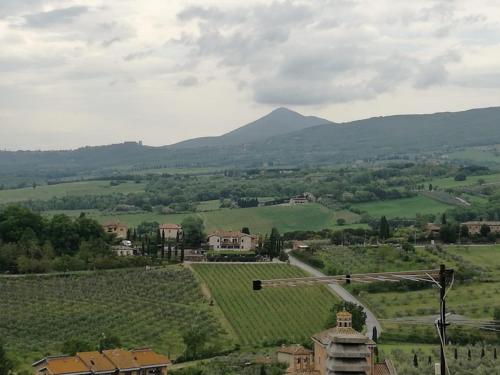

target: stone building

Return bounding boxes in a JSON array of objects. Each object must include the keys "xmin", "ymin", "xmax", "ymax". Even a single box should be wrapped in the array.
[
  {"xmin": 102, "ymin": 221, "xmax": 128, "ymax": 239},
  {"xmin": 279, "ymin": 311, "xmax": 397, "ymax": 375},
  {"xmin": 159, "ymin": 223, "xmax": 182, "ymax": 239},
  {"xmin": 207, "ymin": 231, "xmax": 257, "ymax": 251}
]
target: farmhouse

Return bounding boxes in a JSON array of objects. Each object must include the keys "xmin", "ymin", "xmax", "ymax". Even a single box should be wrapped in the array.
[
  {"xmin": 112, "ymin": 245, "xmax": 134, "ymax": 257},
  {"xmin": 279, "ymin": 311, "xmax": 397, "ymax": 375},
  {"xmin": 462, "ymin": 221, "xmax": 500, "ymax": 235},
  {"xmin": 207, "ymin": 231, "xmax": 257, "ymax": 251},
  {"xmin": 159, "ymin": 223, "xmax": 182, "ymax": 239},
  {"xmin": 33, "ymin": 348, "xmax": 170, "ymax": 375},
  {"xmin": 277, "ymin": 345, "xmax": 318, "ymax": 375},
  {"xmin": 102, "ymin": 221, "xmax": 128, "ymax": 239},
  {"xmin": 289, "ymin": 195, "xmax": 308, "ymax": 205}
]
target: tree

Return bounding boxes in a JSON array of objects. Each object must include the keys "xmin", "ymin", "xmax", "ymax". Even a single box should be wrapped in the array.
[
  {"xmin": 0, "ymin": 341, "xmax": 13, "ymax": 375},
  {"xmin": 480, "ymin": 224, "xmax": 491, "ymax": 237},
  {"xmin": 182, "ymin": 328, "xmax": 208, "ymax": 360},
  {"xmin": 441, "ymin": 213, "xmax": 447, "ymax": 225},
  {"xmin": 428, "ymin": 184, "xmax": 433, "ymax": 191},
  {"xmin": 413, "ymin": 353, "xmax": 418, "ymax": 368},
  {"xmin": 48, "ymin": 214, "xmax": 80, "ymax": 256},
  {"xmin": 181, "ymin": 217, "xmax": 205, "ymax": 248},
  {"xmin": 454, "ymin": 173, "xmax": 467, "ymax": 181},
  {"xmin": 61, "ymin": 339, "xmax": 93, "ymax": 355},
  {"xmin": 379, "ymin": 216, "xmax": 390, "ymax": 240},
  {"xmin": 440, "ymin": 223, "xmax": 458, "ymax": 243},
  {"xmin": 99, "ymin": 333, "xmax": 121, "ymax": 352},
  {"xmin": 460, "ymin": 225, "xmax": 469, "ymax": 239},
  {"xmin": 325, "ymin": 302, "xmax": 367, "ymax": 332},
  {"xmin": 336, "ymin": 218, "xmax": 346, "ymax": 226},
  {"xmin": 241, "ymin": 227, "xmax": 250, "ymax": 235},
  {"xmin": 372, "ymin": 327, "xmax": 378, "ymax": 343},
  {"xmin": 265, "ymin": 228, "xmax": 283, "ymax": 259},
  {"xmin": 167, "ymin": 241, "xmax": 172, "ymax": 261}
]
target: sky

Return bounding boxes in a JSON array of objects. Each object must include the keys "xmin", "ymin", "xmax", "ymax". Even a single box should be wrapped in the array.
[{"xmin": 1, "ymin": 0, "xmax": 500, "ymax": 150}]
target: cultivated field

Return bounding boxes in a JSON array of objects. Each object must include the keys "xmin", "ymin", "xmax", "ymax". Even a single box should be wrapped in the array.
[
  {"xmin": 351, "ymin": 195, "xmax": 452, "ymax": 219},
  {"xmin": 0, "ymin": 267, "xmax": 227, "ymax": 367},
  {"xmin": 46, "ymin": 203, "xmax": 363, "ymax": 234},
  {"xmin": 191, "ymin": 263, "xmax": 339, "ymax": 347},
  {"xmin": 0, "ymin": 180, "xmax": 147, "ymax": 204}
]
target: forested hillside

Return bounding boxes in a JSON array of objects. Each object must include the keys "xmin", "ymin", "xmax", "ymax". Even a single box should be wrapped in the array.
[{"xmin": 1, "ymin": 106, "xmax": 500, "ymax": 180}]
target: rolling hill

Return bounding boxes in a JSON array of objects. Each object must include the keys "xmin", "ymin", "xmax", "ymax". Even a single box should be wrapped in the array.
[{"xmin": 1, "ymin": 106, "xmax": 500, "ymax": 180}]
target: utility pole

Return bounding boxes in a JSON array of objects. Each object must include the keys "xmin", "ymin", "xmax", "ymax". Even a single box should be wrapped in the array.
[{"xmin": 438, "ymin": 264, "xmax": 448, "ymax": 375}]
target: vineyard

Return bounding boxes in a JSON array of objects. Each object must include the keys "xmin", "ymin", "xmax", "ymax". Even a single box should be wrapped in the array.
[
  {"xmin": 191, "ymin": 264, "xmax": 339, "ymax": 347},
  {"xmin": 0, "ymin": 267, "xmax": 227, "ymax": 366}
]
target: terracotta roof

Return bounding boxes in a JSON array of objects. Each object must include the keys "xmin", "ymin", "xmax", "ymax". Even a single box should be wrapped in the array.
[
  {"xmin": 131, "ymin": 349, "xmax": 170, "ymax": 367},
  {"xmin": 277, "ymin": 345, "xmax": 313, "ymax": 355},
  {"xmin": 312, "ymin": 327, "xmax": 374, "ymax": 346},
  {"xmin": 159, "ymin": 223, "xmax": 181, "ymax": 230},
  {"xmin": 45, "ymin": 357, "xmax": 91, "ymax": 375},
  {"xmin": 336, "ymin": 311, "xmax": 352, "ymax": 319},
  {"xmin": 208, "ymin": 231, "xmax": 252, "ymax": 238},
  {"xmin": 102, "ymin": 349, "xmax": 139, "ymax": 370},
  {"xmin": 77, "ymin": 352, "xmax": 115, "ymax": 374},
  {"xmin": 374, "ymin": 362, "xmax": 394, "ymax": 375}
]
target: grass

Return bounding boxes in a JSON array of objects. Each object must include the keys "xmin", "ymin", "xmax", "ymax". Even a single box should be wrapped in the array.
[
  {"xmin": 45, "ymin": 203, "xmax": 363, "ymax": 234},
  {"xmin": 447, "ymin": 147, "xmax": 500, "ymax": 164},
  {"xmin": 426, "ymin": 172, "xmax": 500, "ymax": 189},
  {"xmin": 0, "ymin": 181, "xmax": 147, "ymax": 204},
  {"xmin": 351, "ymin": 195, "xmax": 452, "ymax": 219},
  {"xmin": 0, "ymin": 266, "xmax": 227, "ymax": 370},
  {"xmin": 303, "ymin": 245, "xmax": 448, "ymax": 275},
  {"xmin": 191, "ymin": 264, "xmax": 339, "ymax": 347}
]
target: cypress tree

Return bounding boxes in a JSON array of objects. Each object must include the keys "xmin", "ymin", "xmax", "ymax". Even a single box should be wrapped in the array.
[
  {"xmin": 167, "ymin": 241, "xmax": 172, "ymax": 262},
  {"xmin": 413, "ymin": 354, "xmax": 418, "ymax": 368},
  {"xmin": 468, "ymin": 349, "xmax": 471, "ymax": 360},
  {"xmin": 454, "ymin": 347, "xmax": 458, "ymax": 360}
]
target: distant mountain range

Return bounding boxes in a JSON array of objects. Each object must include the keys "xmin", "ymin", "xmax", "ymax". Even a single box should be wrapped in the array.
[{"xmin": 1, "ymin": 106, "xmax": 500, "ymax": 178}]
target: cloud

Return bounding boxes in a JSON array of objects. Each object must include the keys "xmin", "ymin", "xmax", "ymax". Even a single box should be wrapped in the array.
[
  {"xmin": 23, "ymin": 6, "xmax": 89, "ymax": 28},
  {"xmin": 177, "ymin": 76, "xmax": 199, "ymax": 87}
]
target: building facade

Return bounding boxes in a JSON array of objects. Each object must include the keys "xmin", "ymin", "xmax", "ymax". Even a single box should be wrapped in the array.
[
  {"xmin": 462, "ymin": 221, "xmax": 500, "ymax": 235},
  {"xmin": 279, "ymin": 312, "xmax": 397, "ymax": 375},
  {"xmin": 33, "ymin": 349, "xmax": 170, "ymax": 375},
  {"xmin": 159, "ymin": 224, "xmax": 182, "ymax": 240},
  {"xmin": 207, "ymin": 231, "xmax": 257, "ymax": 251},
  {"xmin": 102, "ymin": 222, "xmax": 128, "ymax": 239}
]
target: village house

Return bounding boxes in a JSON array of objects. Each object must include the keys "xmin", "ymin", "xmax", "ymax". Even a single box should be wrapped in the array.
[
  {"xmin": 278, "ymin": 311, "xmax": 397, "ymax": 375},
  {"xmin": 207, "ymin": 231, "xmax": 257, "ymax": 251},
  {"xmin": 425, "ymin": 223, "xmax": 441, "ymax": 238},
  {"xmin": 289, "ymin": 195, "xmax": 308, "ymax": 205},
  {"xmin": 159, "ymin": 223, "xmax": 182, "ymax": 240},
  {"xmin": 112, "ymin": 245, "xmax": 135, "ymax": 257},
  {"xmin": 277, "ymin": 345, "xmax": 318, "ymax": 375},
  {"xmin": 461, "ymin": 221, "xmax": 500, "ymax": 235},
  {"xmin": 102, "ymin": 221, "xmax": 128, "ymax": 239},
  {"xmin": 33, "ymin": 348, "xmax": 170, "ymax": 375}
]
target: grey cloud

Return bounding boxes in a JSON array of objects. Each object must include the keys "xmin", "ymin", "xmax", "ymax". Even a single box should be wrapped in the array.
[
  {"xmin": 124, "ymin": 49, "xmax": 155, "ymax": 62},
  {"xmin": 177, "ymin": 76, "xmax": 199, "ymax": 87},
  {"xmin": 23, "ymin": 6, "xmax": 89, "ymax": 28}
]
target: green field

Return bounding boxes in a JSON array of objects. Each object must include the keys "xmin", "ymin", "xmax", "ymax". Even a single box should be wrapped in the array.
[
  {"xmin": 46, "ymin": 203, "xmax": 363, "ymax": 234},
  {"xmin": 351, "ymin": 195, "xmax": 452, "ymax": 219},
  {"xmin": 191, "ymin": 264, "xmax": 339, "ymax": 347},
  {"xmin": 297, "ymin": 245, "xmax": 450, "ymax": 275},
  {"xmin": 0, "ymin": 180, "xmax": 147, "ymax": 204},
  {"xmin": 0, "ymin": 267, "xmax": 227, "ymax": 369},
  {"xmin": 447, "ymin": 147, "xmax": 500, "ymax": 164},
  {"xmin": 427, "ymin": 172, "xmax": 500, "ymax": 189}
]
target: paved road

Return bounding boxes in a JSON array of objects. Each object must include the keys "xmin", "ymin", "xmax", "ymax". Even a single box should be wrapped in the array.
[{"xmin": 287, "ymin": 251, "xmax": 382, "ymax": 339}]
